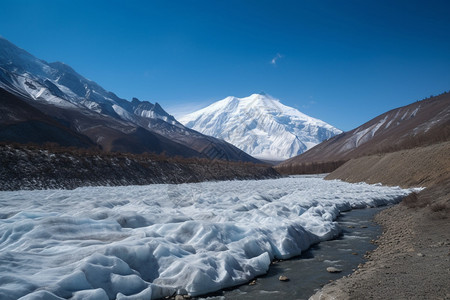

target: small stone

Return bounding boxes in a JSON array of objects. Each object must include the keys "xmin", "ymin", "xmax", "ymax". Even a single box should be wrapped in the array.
[
  {"xmin": 417, "ymin": 253, "xmax": 425, "ymax": 257},
  {"xmin": 177, "ymin": 289, "xmax": 188, "ymax": 295},
  {"xmin": 327, "ymin": 267, "xmax": 342, "ymax": 273},
  {"xmin": 279, "ymin": 275, "xmax": 289, "ymax": 281},
  {"xmin": 352, "ymin": 252, "xmax": 358, "ymax": 255},
  {"xmin": 175, "ymin": 295, "xmax": 184, "ymax": 300},
  {"xmin": 249, "ymin": 279, "xmax": 256, "ymax": 286},
  {"xmin": 347, "ymin": 225, "xmax": 355, "ymax": 228},
  {"xmin": 361, "ymin": 225, "xmax": 368, "ymax": 228}
]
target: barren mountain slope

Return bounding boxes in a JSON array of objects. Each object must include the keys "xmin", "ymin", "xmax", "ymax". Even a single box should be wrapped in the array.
[{"xmin": 277, "ymin": 92, "xmax": 450, "ymax": 172}]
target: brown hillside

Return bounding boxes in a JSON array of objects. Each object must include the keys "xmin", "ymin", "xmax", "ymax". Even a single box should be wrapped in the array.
[
  {"xmin": 326, "ymin": 141, "xmax": 450, "ymax": 189},
  {"xmin": 276, "ymin": 92, "xmax": 450, "ymax": 174}
]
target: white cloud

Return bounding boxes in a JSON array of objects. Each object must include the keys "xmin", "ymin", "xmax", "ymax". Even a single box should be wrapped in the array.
[
  {"xmin": 302, "ymin": 99, "xmax": 317, "ymax": 109},
  {"xmin": 165, "ymin": 101, "xmax": 211, "ymax": 120},
  {"xmin": 270, "ymin": 53, "xmax": 283, "ymax": 66}
]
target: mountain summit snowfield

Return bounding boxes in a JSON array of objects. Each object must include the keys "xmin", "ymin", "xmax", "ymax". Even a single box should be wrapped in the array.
[{"xmin": 179, "ymin": 94, "xmax": 342, "ymax": 160}]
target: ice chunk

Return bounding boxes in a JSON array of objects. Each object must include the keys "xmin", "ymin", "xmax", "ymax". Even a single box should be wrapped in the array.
[{"xmin": 71, "ymin": 288, "xmax": 108, "ymax": 300}]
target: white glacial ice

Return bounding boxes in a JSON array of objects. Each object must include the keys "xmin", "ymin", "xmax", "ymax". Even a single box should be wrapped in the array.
[{"xmin": 0, "ymin": 176, "xmax": 415, "ymax": 299}]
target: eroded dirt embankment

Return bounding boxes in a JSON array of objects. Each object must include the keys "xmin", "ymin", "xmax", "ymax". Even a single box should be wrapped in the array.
[
  {"xmin": 311, "ymin": 142, "xmax": 450, "ymax": 300},
  {"xmin": 325, "ymin": 141, "xmax": 450, "ymax": 188}
]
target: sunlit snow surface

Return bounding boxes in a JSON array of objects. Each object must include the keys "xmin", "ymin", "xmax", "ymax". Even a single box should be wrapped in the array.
[{"xmin": 0, "ymin": 177, "xmax": 414, "ymax": 299}]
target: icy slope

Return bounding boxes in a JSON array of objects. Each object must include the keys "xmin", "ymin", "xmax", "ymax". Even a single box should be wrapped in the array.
[
  {"xmin": 0, "ymin": 177, "xmax": 414, "ymax": 299},
  {"xmin": 179, "ymin": 93, "xmax": 342, "ymax": 160}
]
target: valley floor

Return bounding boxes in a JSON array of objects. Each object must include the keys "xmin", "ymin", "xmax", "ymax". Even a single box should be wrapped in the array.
[{"xmin": 311, "ymin": 142, "xmax": 450, "ymax": 300}]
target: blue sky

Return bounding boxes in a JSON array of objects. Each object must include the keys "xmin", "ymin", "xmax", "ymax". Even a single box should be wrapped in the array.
[{"xmin": 1, "ymin": 0, "xmax": 449, "ymax": 131}]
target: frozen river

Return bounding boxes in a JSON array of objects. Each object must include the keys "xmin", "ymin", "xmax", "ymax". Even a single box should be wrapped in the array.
[{"xmin": 0, "ymin": 176, "xmax": 414, "ymax": 299}]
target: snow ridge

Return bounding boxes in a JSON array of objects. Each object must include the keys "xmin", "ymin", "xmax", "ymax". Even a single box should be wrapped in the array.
[{"xmin": 180, "ymin": 93, "xmax": 342, "ymax": 160}]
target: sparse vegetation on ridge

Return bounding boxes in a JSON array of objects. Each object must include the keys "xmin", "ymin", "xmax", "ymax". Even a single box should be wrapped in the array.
[
  {"xmin": 0, "ymin": 143, "xmax": 279, "ymax": 191},
  {"xmin": 275, "ymin": 160, "xmax": 347, "ymax": 175}
]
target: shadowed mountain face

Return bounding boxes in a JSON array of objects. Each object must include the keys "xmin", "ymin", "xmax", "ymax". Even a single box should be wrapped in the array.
[
  {"xmin": 277, "ymin": 92, "xmax": 450, "ymax": 171},
  {"xmin": 0, "ymin": 88, "xmax": 94, "ymax": 148},
  {"xmin": 0, "ymin": 37, "xmax": 260, "ymax": 162}
]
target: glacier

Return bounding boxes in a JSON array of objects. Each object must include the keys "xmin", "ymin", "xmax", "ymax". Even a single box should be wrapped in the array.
[
  {"xmin": 0, "ymin": 177, "xmax": 414, "ymax": 299},
  {"xmin": 179, "ymin": 94, "xmax": 343, "ymax": 161}
]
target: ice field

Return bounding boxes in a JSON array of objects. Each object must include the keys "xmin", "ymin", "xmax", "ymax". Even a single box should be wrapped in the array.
[{"xmin": 0, "ymin": 176, "xmax": 415, "ymax": 299}]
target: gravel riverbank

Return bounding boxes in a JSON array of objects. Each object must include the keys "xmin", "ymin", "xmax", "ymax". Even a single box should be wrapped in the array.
[{"xmin": 310, "ymin": 142, "xmax": 450, "ymax": 300}]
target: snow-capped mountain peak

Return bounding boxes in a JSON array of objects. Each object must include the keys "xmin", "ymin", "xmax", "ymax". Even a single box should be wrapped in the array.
[{"xmin": 179, "ymin": 93, "xmax": 342, "ymax": 161}]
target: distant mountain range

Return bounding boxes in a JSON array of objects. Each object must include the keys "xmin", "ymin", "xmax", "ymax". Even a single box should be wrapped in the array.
[
  {"xmin": 0, "ymin": 37, "xmax": 259, "ymax": 163},
  {"xmin": 179, "ymin": 93, "xmax": 342, "ymax": 161},
  {"xmin": 277, "ymin": 92, "xmax": 450, "ymax": 172}
]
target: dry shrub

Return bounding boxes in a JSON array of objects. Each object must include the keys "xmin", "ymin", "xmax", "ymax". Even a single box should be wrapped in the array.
[
  {"xmin": 430, "ymin": 202, "xmax": 447, "ymax": 212},
  {"xmin": 401, "ymin": 192, "xmax": 429, "ymax": 208},
  {"xmin": 276, "ymin": 160, "xmax": 347, "ymax": 175},
  {"xmin": 428, "ymin": 202, "xmax": 449, "ymax": 220}
]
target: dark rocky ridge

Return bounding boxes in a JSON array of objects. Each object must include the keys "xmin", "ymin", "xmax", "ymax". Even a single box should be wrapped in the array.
[{"xmin": 0, "ymin": 144, "xmax": 279, "ymax": 191}]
